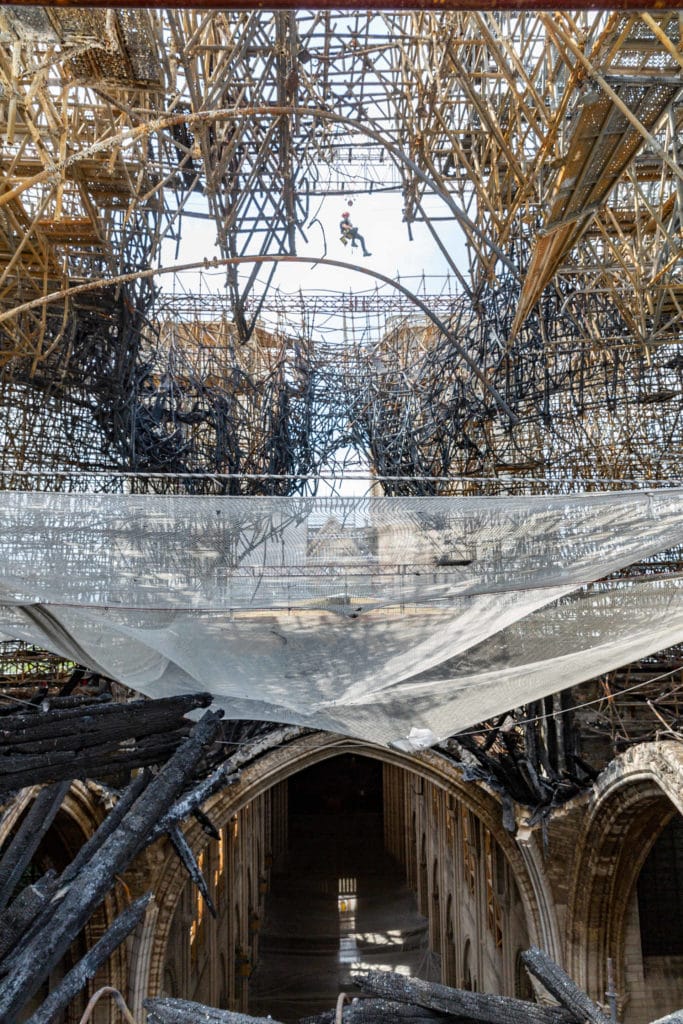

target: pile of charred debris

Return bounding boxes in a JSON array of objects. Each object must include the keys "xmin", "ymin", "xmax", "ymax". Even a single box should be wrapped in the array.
[
  {"xmin": 143, "ymin": 954, "xmax": 681, "ymax": 1024},
  {"xmin": 1, "ymin": 657, "xmax": 682, "ymax": 1024}
]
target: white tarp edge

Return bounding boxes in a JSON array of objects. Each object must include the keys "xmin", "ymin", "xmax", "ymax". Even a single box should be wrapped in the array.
[{"xmin": 0, "ymin": 490, "xmax": 681, "ymax": 748}]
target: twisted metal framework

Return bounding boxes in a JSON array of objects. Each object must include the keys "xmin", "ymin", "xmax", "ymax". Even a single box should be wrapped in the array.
[
  {"xmin": 342, "ymin": 274, "xmax": 683, "ymax": 494},
  {"xmin": 0, "ymin": 8, "xmax": 680, "ymax": 492}
]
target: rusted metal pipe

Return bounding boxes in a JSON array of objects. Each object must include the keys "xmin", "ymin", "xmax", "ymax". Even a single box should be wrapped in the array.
[{"xmin": 5, "ymin": 0, "xmax": 673, "ymax": 9}]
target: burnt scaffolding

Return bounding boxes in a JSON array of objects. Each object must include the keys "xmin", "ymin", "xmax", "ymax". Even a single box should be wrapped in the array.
[
  {"xmin": 342, "ymin": 268, "xmax": 683, "ymax": 496},
  {"xmin": 0, "ymin": 8, "xmax": 679, "ymax": 493},
  {"xmin": 2, "ymin": 268, "xmax": 683, "ymax": 497}
]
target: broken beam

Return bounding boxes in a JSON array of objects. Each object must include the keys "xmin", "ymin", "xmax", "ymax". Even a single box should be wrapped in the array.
[{"xmin": 355, "ymin": 970, "xmax": 576, "ymax": 1024}]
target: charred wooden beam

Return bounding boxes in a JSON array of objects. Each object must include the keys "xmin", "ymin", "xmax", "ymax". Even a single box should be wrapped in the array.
[
  {"xmin": 0, "ymin": 692, "xmax": 212, "ymax": 743},
  {"xmin": 647, "ymin": 1013, "xmax": 683, "ymax": 1024},
  {"xmin": 444, "ymin": 699, "xmax": 592, "ymax": 827},
  {"xmin": 193, "ymin": 806, "xmax": 220, "ymax": 840},
  {"xmin": 0, "ymin": 694, "xmax": 113, "ymax": 714},
  {"xmin": 169, "ymin": 825, "xmax": 217, "ymax": 918},
  {"xmin": 0, "ymin": 720, "xmax": 188, "ymax": 759},
  {"xmin": 61, "ymin": 771, "xmax": 150, "ymax": 884},
  {"xmin": 520, "ymin": 947, "xmax": 611, "ymax": 1024},
  {"xmin": 300, "ymin": 998, "xmax": 458, "ymax": 1023},
  {"xmin": 1, "ymin": 774, "xmax": 150, "ymax": 974},
  {"xmin": 0, "ymin": 735, "xmax": 186, "ymax": 794},
  {"xmin": 0, "ymin": 728, "xmax": 187, "ymax": 775},
  {"xmin": 0, "ymin": 871, "xmax": 57, "ymax": 963},
  {"xmin": 57, "ymin": 666, "xmax": 87, "ymax": 697},
  {"xmin": 24, "ymin": 893, "xmax": 152, "ymax": 1024},
  {"xmin": 0, "ymin": 709, "xmax": 223, "ymax": 1023},
  {"xmin": 355, "ymin": 971, "xmax": 576, "ymax": 1024},
  {"xmin": 0, "ymin": 710, "xmax": 295, "ymax": 1021},
  {"xmin": 145, "ymin": 997, "xmax": 286, "ymax": 1024},
  {"xmin": 150, "ymin": 761, "xmax": 239, "ymax": 841},
  {"xmin": 0, "ymin": 693, "xmax": 213, "ymax": 792},
  {"xmin": 0, "ymin": 780, "xmax": 71, "ymax": 910}
]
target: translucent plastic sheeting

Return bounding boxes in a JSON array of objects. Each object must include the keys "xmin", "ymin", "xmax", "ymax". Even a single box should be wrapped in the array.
[{"xmin": 1, "ymin": 490, "xmax": 683, "ymax": 749}]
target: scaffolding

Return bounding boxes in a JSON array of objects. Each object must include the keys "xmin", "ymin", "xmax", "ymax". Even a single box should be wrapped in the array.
[{"xmin": 0, "ymin": 9, "xmax": 679, "ymax": 492}]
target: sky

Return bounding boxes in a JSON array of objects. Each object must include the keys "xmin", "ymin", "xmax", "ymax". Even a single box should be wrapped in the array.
[{"xmin": 159, "ymin": 186, "xmax": 468, "ymax": 304}]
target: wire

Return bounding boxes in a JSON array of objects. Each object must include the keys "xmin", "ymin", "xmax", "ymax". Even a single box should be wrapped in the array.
[
  {"xmin": 0, "ymin": 692, "xmax": 44, "ymax": 709},
  {"xmin": 453, "ymin": 663, "xmax": 683, "ymax": 739}
]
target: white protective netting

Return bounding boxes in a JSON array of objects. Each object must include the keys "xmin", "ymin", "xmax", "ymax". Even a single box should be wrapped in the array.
[{"xmin": 2, "ymin": 490, "xmax": 683, "ymax": 749}]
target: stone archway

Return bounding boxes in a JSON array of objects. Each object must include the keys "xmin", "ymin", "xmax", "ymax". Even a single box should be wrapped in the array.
[
  {"xmin": 144, "ymin": 731, "xmax": 557, "ymax": 1002},
  {"xmin": 566, "ymin": 741, "xmax": 683, "ymax": 1011}
]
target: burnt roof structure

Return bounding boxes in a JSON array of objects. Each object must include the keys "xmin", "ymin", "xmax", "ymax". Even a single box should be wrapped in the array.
[{"xmin": 0, "ymin": 8, "xmax": 679, "ymax": 491}]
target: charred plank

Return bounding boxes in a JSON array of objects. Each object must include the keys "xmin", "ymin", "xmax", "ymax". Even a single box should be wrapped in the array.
[
  {"xmin": 520, "ymin": 947, "xmax": 610, "ymax": 1024},
  {"xmin": 0, "ymin": 780, "xmax": 71, "ymax": 910},
  {"xmin": 0, "ymin": 871, "xmax": 57, "ymax": 964},
  {"xmin": 0, "ymin": 709, "xmax": 223, "ymax": 1023},
  {"xmin": 145, "ymin": 997, "xmax": 286, "ymax": 1024},
  {"xmin": 24, "ymin": 893, "xmax": 152, "ymax": 1024},
  {"xmin": 0, "ymin": 692, "xmax": 212, "ymax": 743},
  {"xmin": 355, "ymin": 970, "xmax": 575, "ymax": 1024},
  {"xmin": 299, "ymin": 997, "xmax": 459, "ymax": 1023}
]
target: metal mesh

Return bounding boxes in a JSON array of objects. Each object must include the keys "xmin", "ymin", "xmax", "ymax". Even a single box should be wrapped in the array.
[{"xmin": 1, "ymin": 489, "xmax": 683, "ymax": 748}]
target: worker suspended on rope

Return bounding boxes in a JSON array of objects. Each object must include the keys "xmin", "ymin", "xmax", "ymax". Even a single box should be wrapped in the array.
[{"xmin": 339, "ymin": 211, "xmax": 371, "ymax": 257}]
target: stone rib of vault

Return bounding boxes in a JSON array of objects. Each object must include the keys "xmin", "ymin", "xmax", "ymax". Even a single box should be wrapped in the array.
[{"xmin": 0, "ymin": 490, "xmax": 682, "ymax": 750}]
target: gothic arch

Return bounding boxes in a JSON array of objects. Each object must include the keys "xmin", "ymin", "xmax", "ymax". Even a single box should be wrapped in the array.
[
  {"xmin": 0, "ymin": 780, "xmax": 101, "ymax": 848},
  {"xmin": 566, "ymin": 741, "xmax": 683, "ymax": 1002},
  {"xmin": 146, "ymin": 731, "xmax": 556, "ymax": 997}
]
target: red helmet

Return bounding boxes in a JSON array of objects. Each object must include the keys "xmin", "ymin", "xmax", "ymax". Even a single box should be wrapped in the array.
[{"xmin": 342, "ymin": 211, "xmax": 350, "ymax": 218}]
